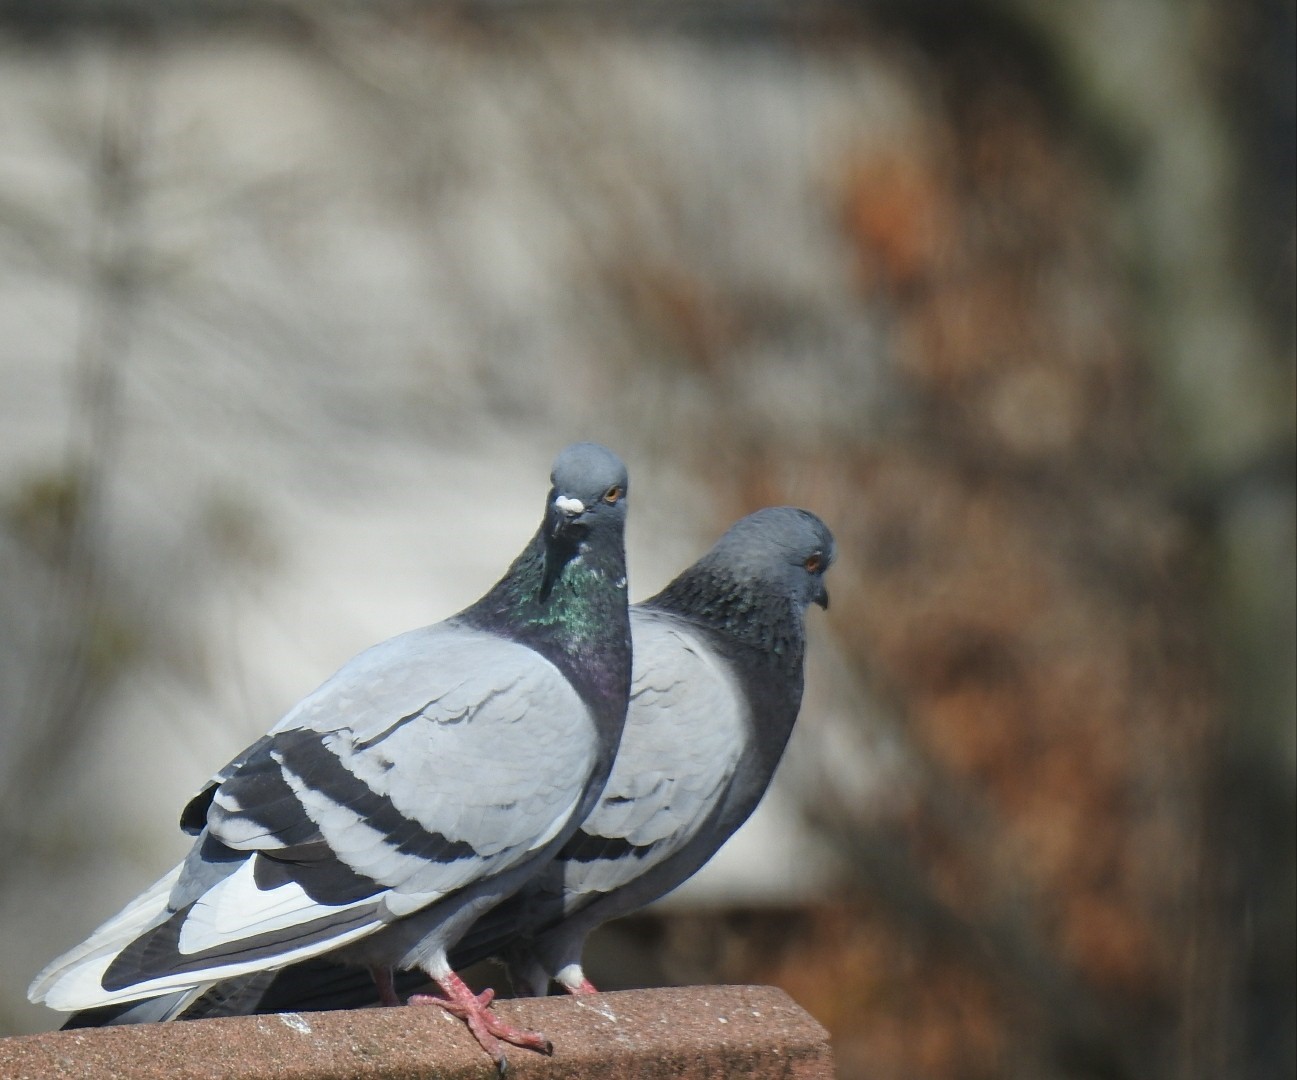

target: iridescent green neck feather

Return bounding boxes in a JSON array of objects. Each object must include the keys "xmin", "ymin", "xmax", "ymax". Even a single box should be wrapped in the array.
[{"xmin": 458, "ymin": 527, "xmax": 631, "ymax": 739}]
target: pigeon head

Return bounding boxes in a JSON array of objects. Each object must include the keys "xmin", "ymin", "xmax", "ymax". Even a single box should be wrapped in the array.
[
  {"xmin": 543, "ymin": 442, "xmax": 629, "ymax": 545},
  {"xmin": 707, "ymin": 507, "xmax": 835, "ymax": 611}
]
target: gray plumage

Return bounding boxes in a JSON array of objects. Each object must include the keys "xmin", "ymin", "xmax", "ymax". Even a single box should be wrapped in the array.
[
  {"xmin": 96, "ymin": 505, "xmax": 834, "ymax": 1018},
  {"xmin": 481, "ymin": 505, "xmax": 835, "ymax": 994},
  {"xmin": 31, "ymin": 443, "xmax": 633, "ymax": 1061}
]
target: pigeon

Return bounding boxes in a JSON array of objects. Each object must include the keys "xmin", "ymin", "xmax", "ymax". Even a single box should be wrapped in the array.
[
  {"xmin": 30, "ymin": 442, "xmax": 634, "ymax": 1070},
  {"xmin": 486, "ymin": 505, "xmax": 835, "ymax": 995},
  {"xmin": 93, "ymin": 505, "xmax": 835, "ymax": 1016}
]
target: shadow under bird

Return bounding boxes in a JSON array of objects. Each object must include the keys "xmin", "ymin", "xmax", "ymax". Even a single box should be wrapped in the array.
[
  {"xmin": 30, "ymin": 442, "xmax": 633, "ymax": 1072},
  {"xmin": 73, "ymin": 506, "xmax": 836, "ymax": 1018}
]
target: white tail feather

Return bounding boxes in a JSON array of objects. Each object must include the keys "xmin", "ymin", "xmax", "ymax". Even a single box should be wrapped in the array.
[
  {"xmin": 28, "ymin": 865, "xmax": 181, "ymax": 1006},
  {"xmin": 29, "ymin": 858, "xmax": 384, "ymax": 1012}
]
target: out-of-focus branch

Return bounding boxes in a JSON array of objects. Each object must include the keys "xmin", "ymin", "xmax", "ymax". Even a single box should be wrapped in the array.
[{"xmin": 0, "ymin": 40, "xmax": 155, "ymax": 865}]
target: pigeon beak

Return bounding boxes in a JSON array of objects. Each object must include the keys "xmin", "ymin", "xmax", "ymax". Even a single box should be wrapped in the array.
[
  {"xmin": 541, "ymin": 499, "xmax": 586, "ymax": 599},
  {"xmin": 554, "ymin": 495, "xmax": 586, "ymax": 519},
  {"xmin": 547, "ymin": 494, "xmax": 591, "ymax": 550},
  {"xmin": 814, "ymin": 582, "xmax": 829, "ymax": 610},
  {"xmin": 550, "ymin": 495, "xmax": 589, "ymax": 538}
]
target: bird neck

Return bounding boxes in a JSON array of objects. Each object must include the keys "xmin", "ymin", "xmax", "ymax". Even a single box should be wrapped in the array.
[
  {"xmin": 645, "ymin": 563, "xmax": 807, "ymax": 775},
  {"xmin": 460, "ymin": 527, "xmax": 632, "ymax": 732},
  {"xmin": 648, "ymin": 565, "xmax": 798, "ymax": 663}
]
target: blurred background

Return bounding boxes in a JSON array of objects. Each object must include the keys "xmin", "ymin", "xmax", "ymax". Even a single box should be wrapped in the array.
[{"xmin": 0, "ymin": 2, "xmax": 1292, "ymax": 1078}]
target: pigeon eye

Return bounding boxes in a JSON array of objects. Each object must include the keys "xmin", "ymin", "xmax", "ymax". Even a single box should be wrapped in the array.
[
  {"xmin": 603, "ymin": 486, "xmax": 623, "ymax": 505},
  {"xmin": 804, "ymin": 553, "xmax": 822, "ymax": 573}
]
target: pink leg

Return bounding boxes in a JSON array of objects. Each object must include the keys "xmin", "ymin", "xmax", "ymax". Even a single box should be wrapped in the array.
[
  {"xmin": 552, "ymin": 962, "xmax": 599, "ymax": 996},
  {"xmin": 409, "ymin": 970, "xmax": 553, "ymax": 1070},
  {"xmin": 370, "ymin": 966, "xmax": 402, "ymax": 1008}
]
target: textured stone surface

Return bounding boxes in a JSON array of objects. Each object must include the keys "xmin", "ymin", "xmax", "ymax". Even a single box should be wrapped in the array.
[{"xmin": 0, "ymin": 985, "xmax": 833, "ymax": 1079}]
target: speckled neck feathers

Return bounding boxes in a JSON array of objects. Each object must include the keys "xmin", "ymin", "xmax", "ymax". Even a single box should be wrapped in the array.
[{"xmin": 643, "ymin": 560, "xmax": 807, "ymax": 723}]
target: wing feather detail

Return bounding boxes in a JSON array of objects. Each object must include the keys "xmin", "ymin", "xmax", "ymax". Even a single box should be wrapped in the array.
[
  {"xmin": 31, "ymin": 623, "xmax": 599, "ymax": 1011},
  {"xmin": 556, "ymin": 611, "xmax": 749, "ymax": 898}
]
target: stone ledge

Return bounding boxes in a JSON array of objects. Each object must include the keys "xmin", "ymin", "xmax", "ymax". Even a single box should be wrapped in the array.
[{"xmin": 0, "ymin": 985, "xmax": 833, "ymax": 1079}]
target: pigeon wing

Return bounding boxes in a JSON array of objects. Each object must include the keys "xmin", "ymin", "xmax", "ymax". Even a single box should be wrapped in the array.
[
  {"xmin": 555, "ymin": 609, "xmax": 749, "ymax": 902},
  {"xmin": 30, "ymin": 622, "xmax": 596, "ymax": 1010}
]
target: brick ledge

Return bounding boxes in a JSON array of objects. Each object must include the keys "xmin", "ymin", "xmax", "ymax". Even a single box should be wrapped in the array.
[{"xmin": 0, "ymin": 984, "xmax": 833, "ymax": 1079}]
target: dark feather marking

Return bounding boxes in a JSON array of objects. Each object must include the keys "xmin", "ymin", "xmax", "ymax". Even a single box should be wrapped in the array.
[
  {"xmin": 197, "ymin": 833, "xmax": 246, "ymax": 865},
  {"xmin": 212, "ymin": 755, "xmax": 323, "ymax": 849},
  {"xmin": 354, "ymin": 680, "xmax": 515, "ymax": 753},
  {"xmin": 101, "ymin": 895, "xmax": 379, "ymax": 992},
  {"xmin": 271, "ymin": 730, "xmax": 480, "ymax": 865},
  {"xmin": 252, "ymin": 847, "xmax": 380, "ymax": 905},
  {"xmin": 180, "ymin": 735, "xmax": 275, "ymax": 835},
  {"xmin": 557, "ymin": 829, "xmax": 657, "ymax": 864},
  {"xmin": 353, "ymin": 700, "xmax": 437, "ymax": 751},
  {"xmin": 208, "ymin": 730, "xmax": 480, "ymax": 867},
  {"xmin": 179, "ymin": 786, "xmax": 216, "ymax": 836}
]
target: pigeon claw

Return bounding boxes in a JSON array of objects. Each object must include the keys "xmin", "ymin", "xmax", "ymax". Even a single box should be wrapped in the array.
[{"xmin": 411, "ymin": 972, "xmax": 553, "ymax": 1072}]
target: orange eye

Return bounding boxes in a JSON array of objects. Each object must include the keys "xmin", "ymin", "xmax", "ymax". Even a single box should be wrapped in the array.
[
  {"xmin": 804, "ymin": 553, "xmax": 822, "ymax": 573},
  {"xmin": 603, "ymin": 486, "xmax": 623, "ymax": 505}
]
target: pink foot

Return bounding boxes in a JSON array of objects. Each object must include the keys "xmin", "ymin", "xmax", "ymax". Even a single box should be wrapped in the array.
[
  {"xmin": 410, "ymin": 970, "xmax": 553, "ymax": 1071},
  {"xmin": 566, "ymin": 978, "xmax": 599, "ymax": 996}
]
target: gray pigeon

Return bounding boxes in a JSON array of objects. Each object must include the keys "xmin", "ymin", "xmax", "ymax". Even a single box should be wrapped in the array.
[
  {"xmin": 466, "ymin": 505, "xmax": 835, "ymax": 995},
  {"xmin": 30, "ymin": 442, "xmax": 633, "ymax": 1070},
  {"xmin": 97, "ymin": 505, "xmax": 834, "ymax": 1016}
]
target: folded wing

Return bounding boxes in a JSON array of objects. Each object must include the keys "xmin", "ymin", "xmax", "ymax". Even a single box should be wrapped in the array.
[{"xmin": 30, "ymin": 622, "xmax": 595, "ymax": 1011}]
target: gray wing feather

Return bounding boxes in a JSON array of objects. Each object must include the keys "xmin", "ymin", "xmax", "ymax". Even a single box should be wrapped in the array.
[
  {"xmin": 208, "ymin": 622, "xmax": 598, "ymax": 908},
  {"xmin": 30, "ymin": 622, "xmax": 597, "ymax": 1010},
  {"xmin": 560, "ymin": 610, "xmax": 748, "ymax": 897}
]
